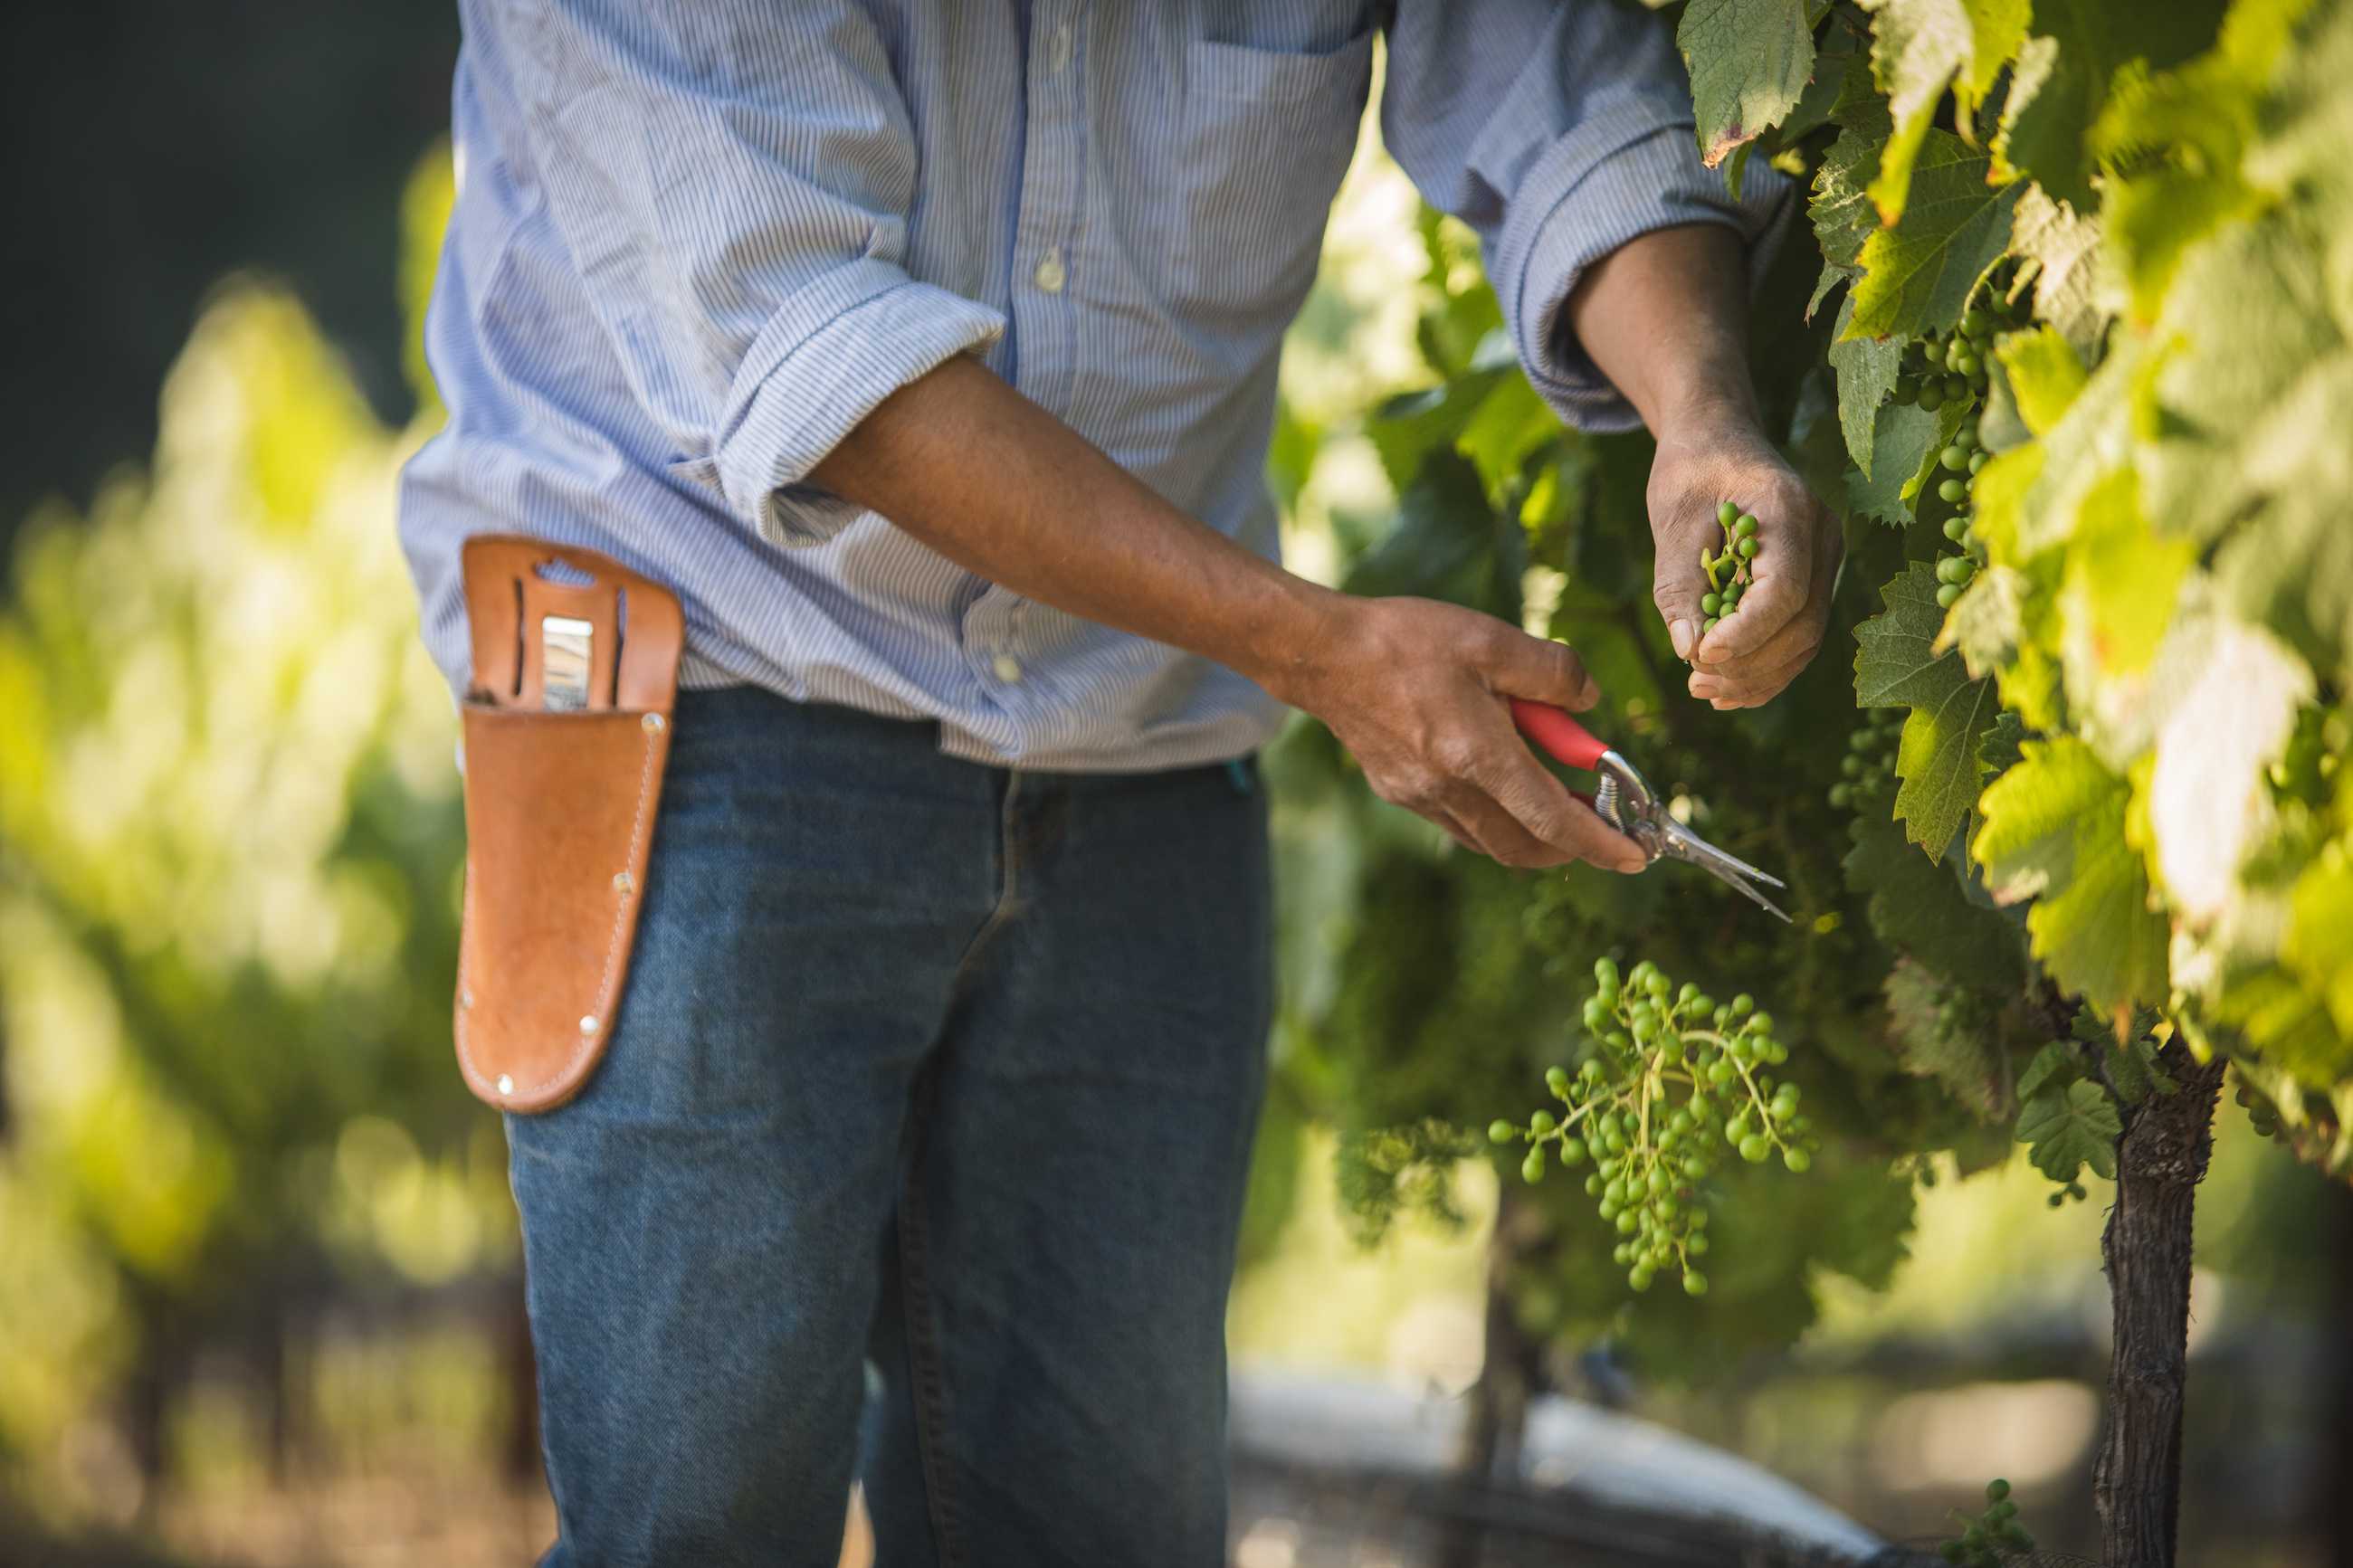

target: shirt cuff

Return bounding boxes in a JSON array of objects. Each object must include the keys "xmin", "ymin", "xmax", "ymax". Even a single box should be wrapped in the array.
[
  {"xmin": 1494, "ymin": 121, "xmax": 1796, "ymax": 434},
  {"xmin": 679, "ymin": 256, "xmax": 1007, "ymax": 548}
]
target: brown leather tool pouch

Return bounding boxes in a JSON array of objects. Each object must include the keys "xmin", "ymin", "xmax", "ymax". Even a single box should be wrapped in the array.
[{"xmin": 452, "ymin": 535, "xmax": 682, "ymax": 1114}]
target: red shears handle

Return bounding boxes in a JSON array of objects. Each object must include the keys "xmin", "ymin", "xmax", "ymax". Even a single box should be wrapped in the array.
[{"xmin": 1509, "ymin": 698, "xmax": 1612, "ymax": 772}]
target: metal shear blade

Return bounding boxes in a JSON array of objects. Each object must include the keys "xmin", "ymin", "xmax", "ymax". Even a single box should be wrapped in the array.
[{"xmin": 1656, "ymin": 819, "xmax": 1792, "ymax": 922}]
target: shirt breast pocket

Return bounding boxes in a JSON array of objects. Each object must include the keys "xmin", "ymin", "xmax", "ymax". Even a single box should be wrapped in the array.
[{"xmin": 1166, "ymin": 31, "xmax": 1375, "ymax": 332}]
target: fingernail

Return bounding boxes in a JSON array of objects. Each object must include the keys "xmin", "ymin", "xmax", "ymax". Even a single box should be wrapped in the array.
[{"xmin": 1669, "ymin": 619, "xmax": 1694, "ymax": 660}]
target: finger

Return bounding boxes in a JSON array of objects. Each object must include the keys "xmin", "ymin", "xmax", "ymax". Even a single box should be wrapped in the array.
[
  {"xmin": 1698, "ymin": 502, "xmax": 1827, "ymax": 662},
  {"xmin": 1690, "ymin": 604, "xmax": 1823, "ymax": 677},
  {"xmin": 1689, "ymin": 632, "xmax": 1822, "ymax": 706},
  {"xmin": 1695, "ymin": 513, "xmax": 1842, "ymax": 681},
  {"xmin": 1690, "ymin": 596, "xmax": 1826, "ymax": 686},
  {"xmin": 1479, "ymin": 624, "xmax": 1601, "ymax": 712},
  {"xmin": 1465, "ymin": 743, "xmax": 1648, "ymax": 872},
  {"xmin": 1444, "ymin": 785, "xmax": 1578, "ymax": 869},
  {"xmin": 1429, "ymin": 805, "xmax": 1490, "ymax": 860},
  {"xmin": 1653, "ymin": 537, "xmax": 1710, "ymax": 665}
]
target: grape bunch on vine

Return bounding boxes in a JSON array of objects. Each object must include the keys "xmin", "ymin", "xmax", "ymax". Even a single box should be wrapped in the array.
[{"xmin": 1490, "ymin": 957, "xmax": 1821, "ymax": 1297}]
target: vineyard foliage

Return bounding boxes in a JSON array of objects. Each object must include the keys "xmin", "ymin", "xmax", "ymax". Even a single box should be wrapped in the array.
[{"xmin": 1296, "ymin": 0, "xmax": 2352, "ymax": 1368}]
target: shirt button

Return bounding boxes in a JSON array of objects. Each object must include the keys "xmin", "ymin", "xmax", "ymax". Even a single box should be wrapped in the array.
[
  {"xmin": 1034, "ymin": 247, "xmax": 1066, "ymax": 294},
  {"xmin": 1048, "ymin": 24, "xmax": 1073, "ymax": 73},
  {"xmin": 991, "ymin": 652, "xmax": 1024, "ymax": 685}
]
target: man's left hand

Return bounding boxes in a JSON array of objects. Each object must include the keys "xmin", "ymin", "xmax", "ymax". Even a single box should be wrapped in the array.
[{"xmin": 1645, "ymin": 415, "xmax": 1843, "ymax": 709}]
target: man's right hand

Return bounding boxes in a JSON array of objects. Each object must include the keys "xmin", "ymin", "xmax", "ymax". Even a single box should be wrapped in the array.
[{"xmin": 1266, "ymin": 596, "xmax": 1649, "ymax": 872}]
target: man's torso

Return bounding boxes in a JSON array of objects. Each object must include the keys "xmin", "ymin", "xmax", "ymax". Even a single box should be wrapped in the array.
[{"xmin": 400, "ymin": 1, "xmax": 1385, "ymax": 771}]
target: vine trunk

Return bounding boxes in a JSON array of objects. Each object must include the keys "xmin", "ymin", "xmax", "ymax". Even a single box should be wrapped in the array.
[{"xmin": 2092, "ymin": 1044, "xmax": 2227, "ymax": 1568}]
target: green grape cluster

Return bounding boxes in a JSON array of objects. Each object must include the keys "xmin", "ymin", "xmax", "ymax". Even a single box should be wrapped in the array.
[
  {"xmin": 1697, "ymin": 499, "xmax": 1762, "ymax": 640},
  {"xmin": 1489, "ymin": 956, "xmax": 1823, "ymax": 1298},
  {"xmin": 1891, "ymin": 272, "xmax": 2026, "ymax": 413},
  {"xmin": 1933, "ymin": 409, "xmax": 1990, "ymax": 608},
  {"xmin": 2234, "ymin": 1076, "xmax": 2283, "ymax": 1142},
  {"xmin": 2044, "ymin": 1177, "xmax": 2092, "ymax": 1208},
  {"xmin": 1827, "ymin": 710, "xmax": 1904, "ymax": 810},
  {"xmin": 1938, "ymin": 1478, "xmax": 2034, "ymax": 1564}
]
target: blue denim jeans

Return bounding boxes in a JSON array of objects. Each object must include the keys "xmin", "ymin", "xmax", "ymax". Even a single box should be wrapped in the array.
[{"xmin": 505, "ymin": 687, "xmax": 1272, "ymax": 1567}]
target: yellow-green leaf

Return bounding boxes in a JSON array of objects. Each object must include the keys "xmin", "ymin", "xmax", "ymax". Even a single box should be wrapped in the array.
[{"xmin": 1973, "ymin": 737, "xmax": 2171, "ymax": 1012}]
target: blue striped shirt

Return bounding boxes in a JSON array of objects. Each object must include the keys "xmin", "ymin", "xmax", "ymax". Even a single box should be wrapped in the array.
[{"xmin": 399, "ymin": 0, "xmax": 1789, "ymax": 772}]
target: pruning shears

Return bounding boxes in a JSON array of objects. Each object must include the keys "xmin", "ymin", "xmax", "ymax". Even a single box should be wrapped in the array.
[{"xmin": 1509, "ymin": 698, "xmax": 1792, "ymax": 923}]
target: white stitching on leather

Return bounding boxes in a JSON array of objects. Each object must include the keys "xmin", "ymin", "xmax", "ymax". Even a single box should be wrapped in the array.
[{"xmin": 455, "ymin": 716, "xmax": 662, "ymax": 1103}]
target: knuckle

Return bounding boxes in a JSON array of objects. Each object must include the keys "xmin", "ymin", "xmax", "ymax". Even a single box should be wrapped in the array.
[{"xmin": 1430, "ymin": 732, "xmax": 1481, "ymax": 777}]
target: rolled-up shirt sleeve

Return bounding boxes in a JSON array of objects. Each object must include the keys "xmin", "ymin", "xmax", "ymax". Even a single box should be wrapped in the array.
[
  {"xmin": 495, "ymin": 0, "xmax": 1005, "ymax": 546},
  {"xmin": 1382, "ymin": 0, "xmax": 1794, "ymax": 432}
]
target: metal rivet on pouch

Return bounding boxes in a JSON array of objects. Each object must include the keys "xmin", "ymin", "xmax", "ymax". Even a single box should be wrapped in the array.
[
  {"xmin": 495, "ymin": 1074, "xmax": 513, "ymax": 1097},
  {"xmin": 613, "ymin": 871, "xmax": 634, "ymax": 896},
  {"xmin": 642, "ymin": 712, "xmax": 665, "ymax": 734},
  {"xmin": 580, "ymin": 1014, "xmax": 599, "ymax": 1035}
]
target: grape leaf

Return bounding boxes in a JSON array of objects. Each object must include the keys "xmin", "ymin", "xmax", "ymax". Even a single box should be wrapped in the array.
[
  {"xmin": 1972, "ymin": 737, "xmax": 2171, "ymax": 1012},
  {"xmin": 1455, "ymin": 374, "xmax": 1561, "ymax": 502},
  {"xmin": 2015, "ymin": 332, "xmax": 2142, "ymax": 561},
  {"xmin": 1847, "ymin": 132, "xmax": 2022, "ymax": 343},
  {"xmin": 1993, "ymin": 0, "xmax": 2228, "ymax": 211},
  {"xmin": 1809, "ymin": 64, "xmax": 1891, "ymax": 270},
  {"xmin": 1854, "ymin": 563, "xmax": 1998, "ymax": 851},
  {"xmin": 1883, "ymin": 958, "xmax": 2010, "ymax": 1117},
  {"xmin": 1977, "ymin": 708, "xmax": 2025, "ymax": 780},
  {"xmin": 2016, "ymin": 1079, "xmax": 2122, "ymax": 1183},
  {"xmin": 2057, "ymin": 472, "xmax": 2195, "ymax": 748},
  {"xmin": 2014, "ymin": 1040, "xmax": 2078, "ymax": 1103},
  {"xmin": 1679, "ymin": 0, "xmax": 1820, "ymax": 167},
  {"xmin": 2284, "ymin": 860, "xmax": 2353, "ymax": 1041},
  {"xmin": 1807, "ymin": 261, "xmax": 1854, "ymax": 321},
  {"xmin": 1777, "ymin": 21, "xmax": 1867, "ymax": 146},
  {"xmin": 2140, "ymin": 197, "xmax": 2353, "ymax": 549},
  {"xmin": 1893, "ymin": 684, "xmax": 1998, "ymax": 856},
  {"xmin": 1844, "ymin": 401, "xmax": 1957, "ymax": 525},
  {"xmin": 1941, "ymin": 562, "xmax": 2022, "ymax": 678},
  {"xmin": 1991, "ymin": 35, "xmax": 2072, "ymax": 191},
  {"xmin": 1845, "ymin": 812, "xmax": 2024, "ymax": 993},
  {"xmin": 2092, "ymin": 0, "xmax": 2310, "ymax": 318},
  {"xmin": 2132, "ymin": 2, "xmax": 2353, "ymax": 680},
  {"xmin": 1991, "ymin": 323, "xmax": 2087, "ymax": 437},
  {"xmin": 2010, "ymin": 185, "xmax": 2111, "ymax": 365},
  {"xmin": 2106, "ymin": 1034, "xmax": 2177, "ymax": 1106},
  {"xmin": 1367, "ymin": 371, "xmax": 1508, "ymax": 493},
  {"xmin": 2146, "ymin": 616, "xmax": 2311, "ymax": 921},
  {"xmin": 2215, "ymin": 488, "xmax": 2353, "ymax": 682},
  {"xmin": 1827, "ymin": 294, "xmax": 1900, "ymax": 474},
  {"xmin": 1860, "ymin": 0, "xmax": 2031, "ymax": 223}
]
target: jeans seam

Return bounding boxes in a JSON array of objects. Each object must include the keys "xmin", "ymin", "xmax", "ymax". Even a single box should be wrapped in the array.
[
  {"xmin": 896, "ymin": 1073, "xmax": 967, "ymax": 1568},
  {"xmin": 948, "ymin": 769, "xmax": 1023, "ymax": 984}
]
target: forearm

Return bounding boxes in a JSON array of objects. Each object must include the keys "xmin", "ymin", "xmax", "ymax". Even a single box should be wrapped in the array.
[
  {"xmin": 810, "ymin": 355, "xmax": 1337, "ymax": 702},
  {"xmin": 1565, "ymin": 223, "xmax": 1758, "ymax": 437},
  {"xmin": 809, "ymin": 352, "xmax": 1641, "ymax": 870}
]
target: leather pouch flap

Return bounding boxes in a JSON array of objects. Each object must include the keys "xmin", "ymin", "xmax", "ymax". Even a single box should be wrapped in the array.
[{"xmin": 455, "ymin": 536, "xmax": 681, "ymax": 1113}]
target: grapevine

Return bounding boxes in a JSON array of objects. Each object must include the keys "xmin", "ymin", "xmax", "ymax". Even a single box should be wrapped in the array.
[
  {"xmin": 1488, "ymin": 956, "xmax": 1821, "ymax": 1297},
  {"xmin": 1299, "ymin": 4, "xmax": 2353, "ymax": 1562}
]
